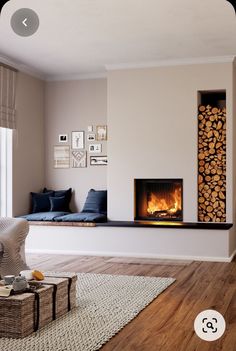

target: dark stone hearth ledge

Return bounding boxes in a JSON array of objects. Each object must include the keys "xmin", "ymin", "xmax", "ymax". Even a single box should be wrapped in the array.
[
  {"xmin": 29, "ymin": 220, "xmax": 233, "ymax": 230},
  {"xmin": 96, "ymin": 221, "xmax": 233, "ymax": 230}
]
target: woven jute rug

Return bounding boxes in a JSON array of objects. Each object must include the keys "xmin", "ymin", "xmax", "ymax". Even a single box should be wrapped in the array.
[{"xmin": 0, "ymin": 273, "xmax": 175, "ymax": 351}]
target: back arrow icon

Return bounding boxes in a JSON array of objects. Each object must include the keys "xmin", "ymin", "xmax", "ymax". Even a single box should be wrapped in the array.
[{"xmin": 22, "ymin": 18, "xmax": 27, "ymax": 27}]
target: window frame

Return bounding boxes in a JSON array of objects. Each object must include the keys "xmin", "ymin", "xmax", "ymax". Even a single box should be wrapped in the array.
[{"xmin": 0, "ymin": 127, "xmax": 12, "ymax": 217}]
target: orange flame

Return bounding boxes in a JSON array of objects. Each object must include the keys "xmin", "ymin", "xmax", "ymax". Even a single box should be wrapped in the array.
[{"xmin": 147, "ymin": 188, "xmax": 182, "ymax": 215}]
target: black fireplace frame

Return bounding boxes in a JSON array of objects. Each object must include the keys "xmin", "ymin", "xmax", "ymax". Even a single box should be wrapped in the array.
[{"xmin": 134, "ymin": 178, "xmax": 183, "ymax": 222}]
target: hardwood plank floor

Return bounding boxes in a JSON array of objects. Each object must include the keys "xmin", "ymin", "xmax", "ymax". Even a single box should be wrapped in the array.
[{"xmin": 26, "ymin": 254, "xmax": 236, "ymax": 351}]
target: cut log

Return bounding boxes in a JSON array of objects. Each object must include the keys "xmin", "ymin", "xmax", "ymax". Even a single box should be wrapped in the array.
[
  {"xmin": 198, "ymin": 105, "xmax": 226, "ymax": 222},
  {"xmin": 199, "ymin": 105, "xmax": 206, "ymax": 112}
]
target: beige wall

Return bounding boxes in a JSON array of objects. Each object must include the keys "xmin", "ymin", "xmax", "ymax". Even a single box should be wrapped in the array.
[
  {"xmin": 45, "ymin": 79, "xmax": 107, "ymax": 211},
  {"xmin": 13, "ymin": 72, "xmax": 45, "ymax": 216},
  {"xmin": 108, "ymin": 63, "xmax": 233, "ymax": 222}
]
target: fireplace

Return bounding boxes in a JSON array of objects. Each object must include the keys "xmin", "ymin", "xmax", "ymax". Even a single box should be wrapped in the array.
[{"xmin": 134, "ymin": 179, "xmax": 183, "ymax": 221}]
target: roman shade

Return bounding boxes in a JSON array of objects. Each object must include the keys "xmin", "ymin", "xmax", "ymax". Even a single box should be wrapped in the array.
[{"xmin": 0, "ymin": 64, "xmax": 17, "ymax": 129}]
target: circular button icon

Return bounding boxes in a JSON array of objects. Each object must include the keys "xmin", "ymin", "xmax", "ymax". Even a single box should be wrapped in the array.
[
  {"xmin": 194, "ymin": 309, "xmax": 226, "ymax": 342},
  {"xmin": 11, "ymin": 8, "xmax": 39, "ymax": 37}
]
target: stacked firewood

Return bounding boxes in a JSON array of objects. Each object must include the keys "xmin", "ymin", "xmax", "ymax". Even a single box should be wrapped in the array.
[{"xmin": 198, "ymin": 105, "xmax": 226, "ymax": 222}]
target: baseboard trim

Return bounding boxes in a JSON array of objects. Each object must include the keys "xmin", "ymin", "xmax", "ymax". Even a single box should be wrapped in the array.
[
  {"xmin": 229, "ymin": 249, "xmax": 236, "ymax": 262},
  {"xmin": 25, "ymin": 249, "xmax": 234, "ymax": 263}
]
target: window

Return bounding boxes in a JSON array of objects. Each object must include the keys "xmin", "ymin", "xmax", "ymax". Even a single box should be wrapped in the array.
[{"xmin": 0, "ymin": 127, "xmax": 12, "ymax": 216}]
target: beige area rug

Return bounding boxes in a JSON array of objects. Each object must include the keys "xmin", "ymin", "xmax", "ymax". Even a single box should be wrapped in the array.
[{"xmin": 0, "ymin": 273, "xmax": 175, "ymax": 351}]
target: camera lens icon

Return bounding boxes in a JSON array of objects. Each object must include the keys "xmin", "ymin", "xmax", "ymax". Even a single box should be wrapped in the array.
[{"xmin": 194, "ymin": 310, "xmax": 226, "ymax": 341}]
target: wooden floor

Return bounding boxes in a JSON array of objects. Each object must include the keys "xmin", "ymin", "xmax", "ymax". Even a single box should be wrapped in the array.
[{"xmin": 26, "ymin": 254, "xmax": 236, "ymax": 351}]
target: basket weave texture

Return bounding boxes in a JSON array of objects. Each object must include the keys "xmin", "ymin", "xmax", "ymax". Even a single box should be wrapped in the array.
[{"xmin": 0, "ymin": 273, "xmax": 77, "ymax": 338}]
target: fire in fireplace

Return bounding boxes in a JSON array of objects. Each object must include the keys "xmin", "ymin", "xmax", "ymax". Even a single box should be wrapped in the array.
[{"xmin": 134, "ymin": 179, "xmax": 183, "ymax": 221}]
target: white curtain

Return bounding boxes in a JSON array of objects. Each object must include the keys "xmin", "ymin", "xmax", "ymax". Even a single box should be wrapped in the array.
[{"xmin": 0, "ymin": 64, "xmax": 17, "ymax": 129}]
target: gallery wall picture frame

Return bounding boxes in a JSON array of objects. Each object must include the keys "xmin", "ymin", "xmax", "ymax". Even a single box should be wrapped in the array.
[
  {"xmin": 96, "ymin": 125, "xmax": 107, "ymax": 141},
  {"xmin": 71, "ymin": 150, "xmax": 87, "ymax": 168},
  {"xmin": 54, "ymin": 145, "xmax": 70, "ymax": 169},
  {"xmin": 88, "ymin": 144, "xmax": 102, "ymax": 153},
  {"xmin": 87, "ymin": 133, "xmax": 96, "ymax": 142},
  {"xmin": 71, "ymin": 131, "xmax": 85, "ymax": 149},
  {"xmin": 90, "ymin": 155, "xmax": 107, "ymax": 166},
  {"xmin": 59, "ymin": 134, "xmax": 68, "ymax": 143}
]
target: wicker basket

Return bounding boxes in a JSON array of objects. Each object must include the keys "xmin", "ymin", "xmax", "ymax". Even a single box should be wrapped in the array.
[
  {"xmin": 0, "ymin": 273, "xmax": 77, "ymax": 339},
  {"xmin": 42, "ymin": 273, "xmax": 77, "ymax": 318},
  {"xmin": 0, "ymin": 285, "xmax": 54, "ymax": 338}
]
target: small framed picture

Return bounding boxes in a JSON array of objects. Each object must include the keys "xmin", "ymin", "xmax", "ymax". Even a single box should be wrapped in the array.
[
  {"xmin": 96, "ymin": 125, "xmax": 107, "ymax": 141},
  {"xmin": 54, "ymin": 146, "xmax": 70, "ymax": 169},
  {"xmin": 90, "ymin": 155, "xmax": 107, "ymax": 166},
  {"xmin": 72, "ymin": 131, "xmax": 85, "ymax": 149},
  {"xmin": 59, "ymin": 134, "xmax": 68, "ymax": 143},
  {"xmin": 87, "ymin": 133, "xmax": 96, "ymax": 142},
  {"xmin": 89, "ymin": 144, "xmax": 102, "ymax": 153},
  {"xmin": 71, "ymin": 150, "xmax": 87, "ymax": 168}
]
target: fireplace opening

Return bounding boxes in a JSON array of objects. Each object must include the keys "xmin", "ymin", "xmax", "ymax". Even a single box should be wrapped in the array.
[{"xmin": 134, "ymin": 179, "xmax": 183, "ymax": 221}]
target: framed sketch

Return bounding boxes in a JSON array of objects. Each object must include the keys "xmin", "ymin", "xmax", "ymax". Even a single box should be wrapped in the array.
[
  {"xmin": 96, "ymin": 125, "xmax": 107, "ymax": 141},
  {"xmin": 87, "ymin": 133, "xmax": 96, "ymax": 142},
  {"xmin": 71, "ymin": 150, "xmax": 87, "ymax": 168},
  {"xmin": 54, "ymin": 146, "xmax": 70, "ymax": 169},
  {"xmin": 59, "ymin": 134, "xmax": 68, "ymax": 143},
  {"xmin": 72, "ymin": 131, "xmax": 85, "ymax": 149},
  {"xmin": 88, "ymin": 144, "xmax": 102, "ymax": 153},
  {"xmin": 90, "ymin": 155, "xmax": 107, "ymax": 166}
]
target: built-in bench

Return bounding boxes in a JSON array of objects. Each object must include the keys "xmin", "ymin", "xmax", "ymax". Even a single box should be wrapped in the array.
[{"xmin": 26, "ymin": 219, "xmax": 235, "ymax": 263}]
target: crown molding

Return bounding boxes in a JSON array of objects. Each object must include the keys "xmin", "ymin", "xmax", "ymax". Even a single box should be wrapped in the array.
[
  {"xmin": 106, "ymin": 56, "xmax": 236, "ymax": 71},
  {"xmin": 1, "ymin": 54, "xmax": 235, "ymax": 81},
  {"xmin": 46, "ymin": 71, "xmax": 107, "ymax": 82},
  {"xmin": 0, "ymin": 55, "xmax": 107, "ymax": 81},
  {"xmin": 0, "ymin": 54, "xmax": 46, "ymax": 80}
]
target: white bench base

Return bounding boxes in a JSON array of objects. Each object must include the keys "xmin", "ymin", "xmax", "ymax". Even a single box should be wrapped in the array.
[{"xmin": 25, "ymin": 224, "xmax": 236, "ymax": 262}]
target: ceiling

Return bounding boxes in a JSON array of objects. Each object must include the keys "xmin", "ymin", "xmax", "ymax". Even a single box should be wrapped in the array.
[{"xmin": 0, "ymin": 0, "xmax": 236, "ymax": 80}]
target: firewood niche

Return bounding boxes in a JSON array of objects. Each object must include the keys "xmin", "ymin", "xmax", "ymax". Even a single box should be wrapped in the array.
[{"xmin": 198, "ymin": 91, "xmax": 226, "ymax": 223}]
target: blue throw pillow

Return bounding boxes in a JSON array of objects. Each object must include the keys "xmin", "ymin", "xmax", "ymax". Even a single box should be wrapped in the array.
[
  {"xmin": 49, "ymin": 196, "xmax": 68, "ymax": 212},
  {"xmin": 31, "ymin": 191, "xmax": 54, "ymax": 213},
  {"xmin": 43, "ymin": 188, "xmax": 72, "ymax": 211},
  {"xmin": 82, "ymin": 189, "xmax": 107, "ymax": 214}
]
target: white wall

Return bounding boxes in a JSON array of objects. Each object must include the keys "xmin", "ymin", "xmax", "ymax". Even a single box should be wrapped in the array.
[
  {"xmin": 45, "ymin": 79, "xmax": 107, "ymax": 211},
  {"xmin": 23, "ymin": 61, "xmax": 236, "ymax": 262},
  {"xmin": 13, "ymin": 72, "xmax": 45, "ymax": 216},
  {"xmin": 107, "ymin": 63, "xmax": 233, "ymax": 223}
]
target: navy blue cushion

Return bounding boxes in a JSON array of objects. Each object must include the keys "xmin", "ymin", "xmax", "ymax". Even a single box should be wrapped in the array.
[
  {"xmin": 20, "ymin": 212, "xmax": 70, "ymax": 221},
  {"xmin": 31, "ymin": 191, "xmax": 54, "ymax": 213},
  {"xmin": 44, "ymin": 188, "xmax": 72, "ymax": 211},
  {"xmin": 55, "ymin": 212, "xmax": 107, "ymax": 222},
  {"xmin": 82, "ymin": 189, "xmax": 107, "ymax": 214},
  {"xmin": 49, "ymin": 196, "xmax": 68, "ymax": 212}
]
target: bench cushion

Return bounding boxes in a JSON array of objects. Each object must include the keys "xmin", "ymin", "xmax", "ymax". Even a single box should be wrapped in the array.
[
  {"xmin": 20, "ymin": 212, "xmax": 70, "ymax": 221},
  {"xmin": 55, "ymin": 212, "xmax": 107, "ymax": 222}
]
